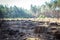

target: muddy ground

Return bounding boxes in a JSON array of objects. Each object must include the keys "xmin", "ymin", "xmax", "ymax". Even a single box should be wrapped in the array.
[{"xmin": 0, "ymin": 20, "xmax": 60, "ymax": 40}]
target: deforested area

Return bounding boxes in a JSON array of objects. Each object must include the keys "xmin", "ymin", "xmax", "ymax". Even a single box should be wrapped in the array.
[
  {"xmin": 0, "ymin": 19, "xmax": 60, "ymax": 40},
  {"xmin": 0, "ymin": 0, "xmax": 60, "ymax": 40}
]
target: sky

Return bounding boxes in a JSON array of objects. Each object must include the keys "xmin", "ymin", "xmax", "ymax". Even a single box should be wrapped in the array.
[{"xmin": 0, "ymin": 0, "xmax": 51, "ymax": 10}]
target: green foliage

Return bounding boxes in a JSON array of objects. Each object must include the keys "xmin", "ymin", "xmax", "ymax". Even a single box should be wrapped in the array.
[
  {"xmin": 0, "ymin": 5, "xmax": 33, "ymax": 18},
  {"xmin": 38, "ymin": 15, "xmax": 46, "ymax": 18},
  {"xmin": 30, "ymin": 5, "xmax": 41, "ymax": 18},
  {"xmin": 31, "ymin": 5, "xmax": 37, "ymax": 13},
  {"xmin": 0, "ymin": 0, "xmax": 60, "ymax": 18}
]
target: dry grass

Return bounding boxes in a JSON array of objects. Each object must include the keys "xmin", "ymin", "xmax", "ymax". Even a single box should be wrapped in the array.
[
  {"xmin": 26, "ymin": 37, "xmax": 41, "ymax": 40},
  {"xmin": 0, "ymin": 18, "xmax": 60, "ymax": 23}
]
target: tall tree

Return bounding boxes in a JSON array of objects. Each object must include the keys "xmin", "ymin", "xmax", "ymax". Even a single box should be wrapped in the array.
[{"xmin": 30, "ymin": 5, "xmax": 41, "ymax": 18}]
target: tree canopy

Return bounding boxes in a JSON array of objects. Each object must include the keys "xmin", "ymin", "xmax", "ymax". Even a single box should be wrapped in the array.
[{"xmin": 0, "ymin": 0, "xmax": 60, "ymax": 18}]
